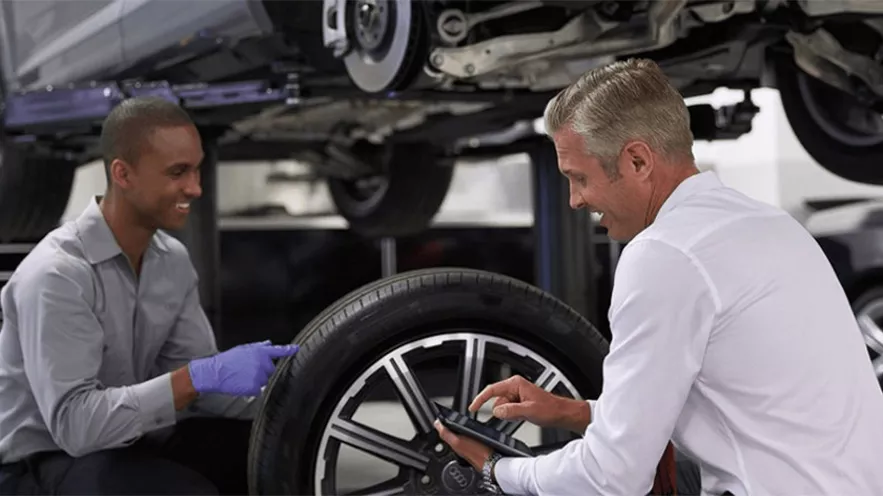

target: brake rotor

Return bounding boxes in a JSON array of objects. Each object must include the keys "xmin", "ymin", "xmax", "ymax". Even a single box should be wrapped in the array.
[{"xmin": 343, "ymin": 0, "xmax": 427, "ymax": 93}]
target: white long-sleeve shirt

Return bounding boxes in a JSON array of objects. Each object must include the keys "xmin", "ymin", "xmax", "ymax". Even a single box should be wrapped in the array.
[{"xmin": 494, "ymin": 171, "xmax": 883, "ymax": 496}]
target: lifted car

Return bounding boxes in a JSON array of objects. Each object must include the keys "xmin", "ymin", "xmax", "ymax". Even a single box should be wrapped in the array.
[{"xmin": 1, "ymin": 0, "xmax": 883, "ymax": 242}]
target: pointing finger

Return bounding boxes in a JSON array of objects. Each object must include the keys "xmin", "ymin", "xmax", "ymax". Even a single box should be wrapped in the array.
[
  {"xmin": 492, "ymin": 396, "xmax": 513, "ymax": 409},
  {"xmin": 245, "ymin": 340, "xmax": 272, "ymax": 348},
  {"xmin": 264, "ymin": 344, "xmax": 300, "ymax": 358},
  {"xmin": 469, "ymin": 381, "xmax": 512, "ymax": 412}
]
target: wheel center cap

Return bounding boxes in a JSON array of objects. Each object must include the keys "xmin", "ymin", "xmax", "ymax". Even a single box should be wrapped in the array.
[
  {"xmin": 354, "ymin": 0, "xmax": 389, "ymax": 51},
  {"xmin": 439, "ymin": 460, "xmax": 476, "ymax": 493},
  {"xmin": 358, "ymin": 2, "xmax": 379, "ymax": 29}
]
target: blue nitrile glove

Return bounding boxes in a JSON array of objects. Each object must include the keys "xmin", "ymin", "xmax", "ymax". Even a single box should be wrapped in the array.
[{"xmin": 188, "ymin": 340, "xmax": 299, "ymax": 396}]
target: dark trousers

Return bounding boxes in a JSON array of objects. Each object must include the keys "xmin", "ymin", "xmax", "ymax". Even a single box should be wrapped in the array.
[
  {"xmin": 0, "ymin": 418, "xmax": 251, "ymax": 495},
  {"xmin": 675, "ymin": 455, "xmax": 703, "ymax": 495}
]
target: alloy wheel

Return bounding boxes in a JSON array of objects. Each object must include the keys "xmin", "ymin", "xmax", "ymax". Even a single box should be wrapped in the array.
[
  {"xmin": 856, "ymin": 297, "xmax": 883, "ymax": 384},
  {"xmin": 313, "ymin": 331, "xmax": 584, "ymax": 495}
]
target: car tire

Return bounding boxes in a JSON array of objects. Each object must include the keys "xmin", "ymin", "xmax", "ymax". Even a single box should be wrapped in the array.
[
  {"xmin": 327, "ymin": 145, "xmax": 454, "ymax": 238},
  {"xmin": 774, "ymin": 53, "xmax": 883, "ymax": 185},
  {"xmin": 247, "ymin": 267, "xmax": 608, "ymax": 495},
  {"xmin": 0, "ymin": 144, "xmax": 77, "ymax": 242}
]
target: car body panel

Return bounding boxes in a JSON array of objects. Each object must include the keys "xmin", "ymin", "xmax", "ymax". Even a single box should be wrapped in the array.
[
  {"xmin": 3, "ymin": 0, "xmax": 123, "ymax": 90},
  {"xmin": 119, "ymin": 0, "xmax": 273, "ymax": 76},
  {"xmin": 816, "ymin": 233, "xmax": 883, "ymax": 295},
  {"xmin": 806, "ymin": 200, "xmax": 883, "ymax": 298},
  {"xmin": 0, "ymin": 0, "xmax": 272, "ymax": 91}
]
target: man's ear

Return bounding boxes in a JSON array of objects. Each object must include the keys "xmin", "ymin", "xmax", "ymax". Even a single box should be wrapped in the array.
[
  {"xmin": 109, "ymin": 158, "xmax": 134, "ymax": 190},
  {"xmin": 622, "ymin": 141, "xmax": 654, "ymax": 179}
]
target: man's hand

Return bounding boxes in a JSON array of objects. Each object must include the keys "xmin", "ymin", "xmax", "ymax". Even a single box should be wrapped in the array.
[
  {"xmin": 187, "ymin": 340, "xmax": 299, "ymax": 396},
  {"xmin": 470, "ymin": 375, "xmax": 591, "ymax": 433},
  {"xmin": 433, "ymin": 420, "xmax": 493, "ymax": 472}
]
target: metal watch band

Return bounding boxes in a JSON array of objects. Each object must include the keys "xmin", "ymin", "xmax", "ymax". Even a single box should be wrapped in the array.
[{"xmin": 479, "ymin": 452, "xmax": 504, "ymax": 495}]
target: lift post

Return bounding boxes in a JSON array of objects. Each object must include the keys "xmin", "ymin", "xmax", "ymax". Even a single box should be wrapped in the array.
[
  {"xmin": 530, "ymin": 141, "xmax": 601, "ymax": 445},
  {"xmin": 380, "ymin": 237, "xmax": 397, "ymax": 277},
  {"xmin": 173, "ymin": 132, "xmax": 222, "ymax": 344},
  {"xmin": 529, "ymin": 142, "xmax": 599, "ymax": 324}
]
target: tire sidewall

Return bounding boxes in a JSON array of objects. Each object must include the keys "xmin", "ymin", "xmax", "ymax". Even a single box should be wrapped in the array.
[
  {"xmin": 249, "ymin": 269, "xmax": 608, "ymax": 495},
  {"xmin": 774, "ymin": 53, "xmax": 883, "ymax": 185},
  {"xmin": 327, "ymin": 145, "xmax": 454, "ymax": 238}
]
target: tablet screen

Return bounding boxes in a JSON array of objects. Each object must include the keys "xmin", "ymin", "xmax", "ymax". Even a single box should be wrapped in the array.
[{"xmin": 435, "ymin": 402, "xmax": 533, "ymax": 457}]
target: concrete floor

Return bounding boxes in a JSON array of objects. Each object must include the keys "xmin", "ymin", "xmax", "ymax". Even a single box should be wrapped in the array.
[{"xmin": 333, "ymin": 397, "xmax": 543, "ymax": 493}]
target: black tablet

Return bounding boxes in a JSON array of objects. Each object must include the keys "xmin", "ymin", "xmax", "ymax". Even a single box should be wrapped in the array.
[{"xmin": 435, "ymin": 402, "xmax": 533, "ymax": 457}]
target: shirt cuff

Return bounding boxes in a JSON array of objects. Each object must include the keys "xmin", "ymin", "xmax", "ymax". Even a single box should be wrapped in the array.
[
  {"xmin": 131, "ymin": 372, "xmax": 178, "ymax": 433},
  {"xmin": 494, "ymin": 456, "xmax": 533, "ymax": 496},
  {"xmin": 494, "ymin": 400, "xmax": 597, "ymax": 495}
]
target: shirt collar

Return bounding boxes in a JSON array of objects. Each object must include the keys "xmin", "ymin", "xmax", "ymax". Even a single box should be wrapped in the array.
[
  {"xmin": 75, "ymin": 196, "xmax": 169, "ymax": 264},
  {"xmin": 655, "ymin": 170, "xmax": 724, "ymax": 221}
]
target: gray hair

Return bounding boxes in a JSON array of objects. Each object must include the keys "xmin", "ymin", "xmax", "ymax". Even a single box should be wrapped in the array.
[{"xmin": 543, "ymin": 58, "xmax": 694, "ymax": 175}]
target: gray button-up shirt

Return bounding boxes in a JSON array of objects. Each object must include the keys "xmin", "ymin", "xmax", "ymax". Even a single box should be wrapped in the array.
[{"xmin": 0, "ymin": 197, "xmax": 256, "ymax": 463}]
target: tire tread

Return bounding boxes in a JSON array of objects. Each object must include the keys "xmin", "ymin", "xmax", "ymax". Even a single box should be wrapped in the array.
[{"xmin": 248, "ymin": 268, "xmax": 608, "ymax": 495}]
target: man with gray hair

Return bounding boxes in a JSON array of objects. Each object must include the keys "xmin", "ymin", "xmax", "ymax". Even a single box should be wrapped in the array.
[{"xmin": 436, "ymin": 58, "xmax": 883, "ymax": 495}]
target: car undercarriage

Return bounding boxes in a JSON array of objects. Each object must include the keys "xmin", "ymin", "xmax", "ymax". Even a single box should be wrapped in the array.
[{"xmin": 1, "ymin": 0, "xmax": 883, "ymax": 241}]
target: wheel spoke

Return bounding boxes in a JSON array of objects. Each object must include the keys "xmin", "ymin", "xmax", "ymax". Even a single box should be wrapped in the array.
[
  {"xmin": 344, "ymin": 477, "xmax": 408, "ymax": 496},
  {"xmin": 858, "ymin": 313, "xmax": 883, "ymax": 356},
  {"xmin": 872, "ymin": 355, "xmax": 883, "ymax": 379},
  {"xmin": 317, "ymin": 331, "xmax": 587, "ymax": 496},
  {"xmin": 382, "ymin": 353, "xmax": 437, "ymax": 434},
  {"xmin": 490, "ymin": 367, "xmax": 561, "ymax": 436},
  {"xmin": 534, "ymin": 366, "xmax": 562, "ymax": 391},
  {"xmin": 329, "ymin": 417, "xmax": 430, "ymax": 472},
  {"xmin": 455, "ymin": 337, "xmax": 487, "ymax": 415}
]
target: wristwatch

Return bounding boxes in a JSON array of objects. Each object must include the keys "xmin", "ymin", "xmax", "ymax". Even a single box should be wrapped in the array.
[{"xmin": 478, "ymin": 452, "xmax": 505, "ymax": 494}]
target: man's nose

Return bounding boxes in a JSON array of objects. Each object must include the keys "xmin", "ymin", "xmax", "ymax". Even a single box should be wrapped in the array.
[
  {"xmin": 185, "ymin": 173, "xmax": 203, "ymax": 198},
  {"xmin": 569, "ymin": 192, "xmax": 585, "ymax": 210}
]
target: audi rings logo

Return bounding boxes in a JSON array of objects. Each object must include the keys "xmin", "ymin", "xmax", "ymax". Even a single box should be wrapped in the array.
[
  {"xmin": 447, "ymin": 466, "xmax": 468, "ymax": 487},
  {"xmin": 441, "ymin": 460, "xmax": 474, "ymax": 491}
]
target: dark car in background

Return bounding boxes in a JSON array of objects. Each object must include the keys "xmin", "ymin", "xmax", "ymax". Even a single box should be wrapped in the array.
[{"xmin": 806, "ymin": 198, "xmax": 883, "ymax": 389}]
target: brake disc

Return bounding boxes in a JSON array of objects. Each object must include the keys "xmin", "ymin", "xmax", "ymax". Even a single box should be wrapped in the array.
[{"xmin": 337, "ymin": 0, "xmax": 428, "ymax": 93}]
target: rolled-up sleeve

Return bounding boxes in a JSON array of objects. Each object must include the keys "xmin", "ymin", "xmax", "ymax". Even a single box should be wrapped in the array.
[
  {"xmin": 15, "ymin": 257, "xmax": 177, "ymax": 457},
  {"xmin": 493, "ymin": 239, "xmax": 719, "ymax": 496},
  {"xmin": 154, "ymin": 270, "xmax": 258, "ymax": 420}
]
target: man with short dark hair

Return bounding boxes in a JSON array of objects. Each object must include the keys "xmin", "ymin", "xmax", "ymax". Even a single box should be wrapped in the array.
[{"xmin": 0, "ymin": 96, "xmax": 298, "ymax": 494}]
